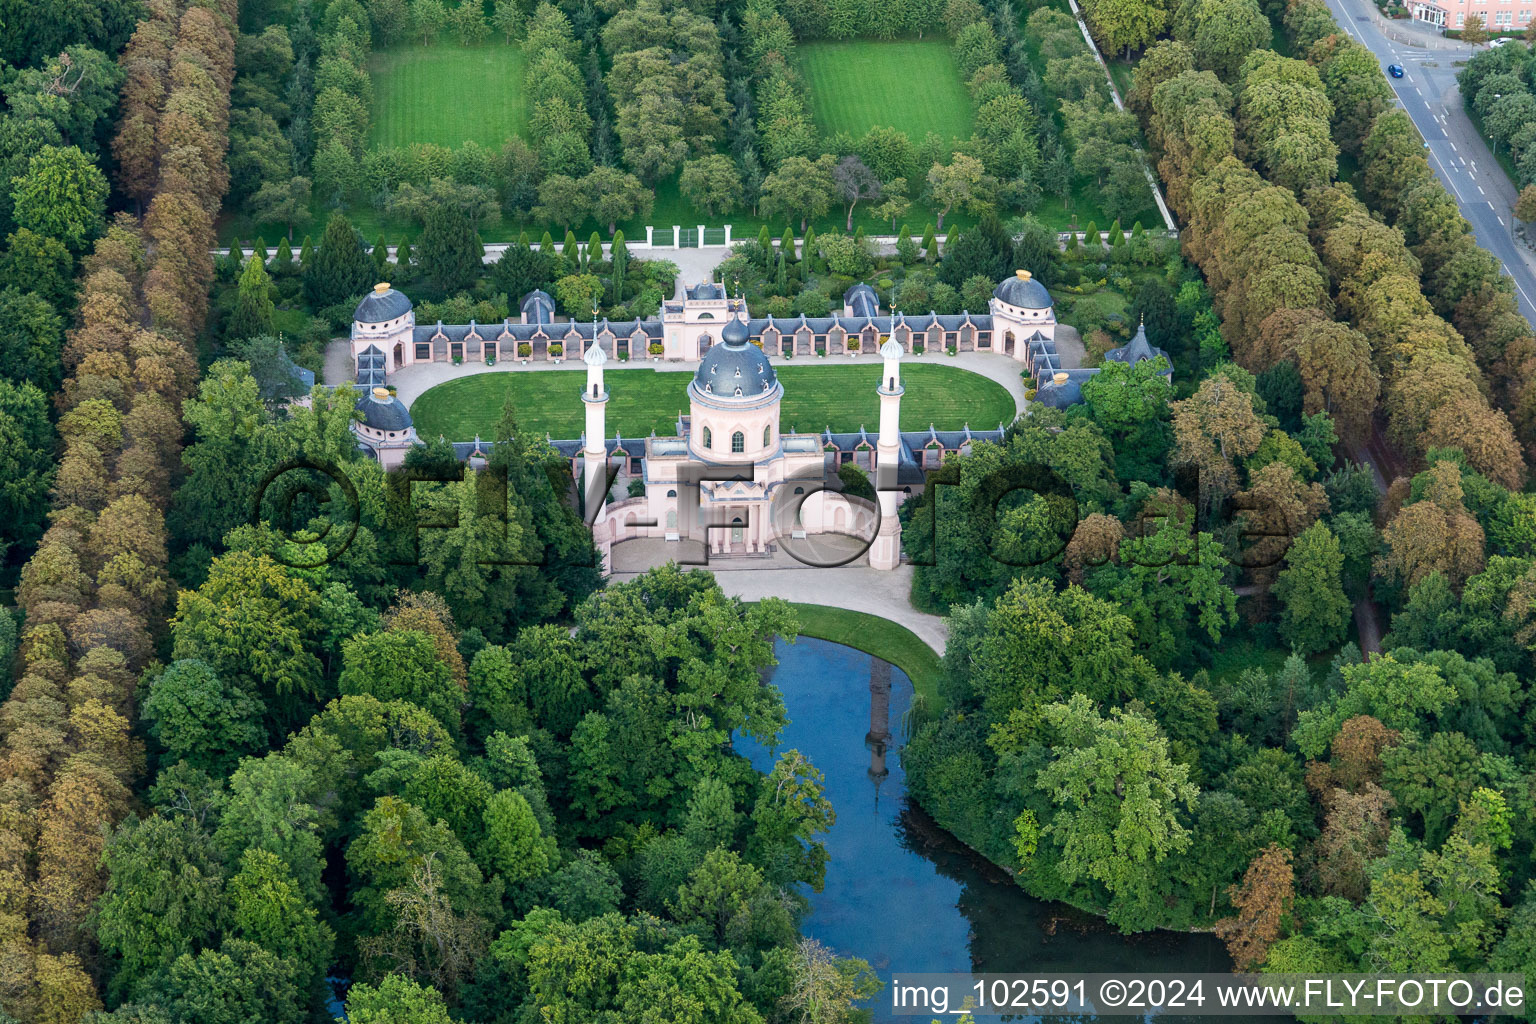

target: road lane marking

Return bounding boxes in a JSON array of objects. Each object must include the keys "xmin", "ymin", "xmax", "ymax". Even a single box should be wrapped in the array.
[
  {"xmin": 1479, "ymin": 184, "xmax": 1486, "ymax": 194},
  {"xmin": 1451, "ymin": 141, "xmax": 1458, "ymax": 151}
]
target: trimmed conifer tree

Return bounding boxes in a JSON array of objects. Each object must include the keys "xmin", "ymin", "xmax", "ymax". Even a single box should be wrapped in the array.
[
  {"xmin": 229, "ymin": 256, "xmax": 276, "ymax": 339},
  {"xmin": 304, "ymin": 212, "xmax": 374, "ymax": 307},
  {"xmin": 417, "ymin": 206, "xmax": 483, "ymax": 295},
  {"xmin": 611, "ymin": 230, "xmax": 627, "ymax": 301}
]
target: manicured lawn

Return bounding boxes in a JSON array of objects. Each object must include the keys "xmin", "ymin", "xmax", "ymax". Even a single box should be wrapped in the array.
[
  {"xmin": 778, "ymin": 602, "xmax": 945, "ymax": 711},
  {"xmin": 410, "ymin": 362, "xmax": 1016, "ymax": 442},
  {"xmin": 369, "ymin": 44, "xmax": 527, "ymax": 151},
  {"xmin": 799, "ymin": 40, "xmax": 974, "ymax": 145}
]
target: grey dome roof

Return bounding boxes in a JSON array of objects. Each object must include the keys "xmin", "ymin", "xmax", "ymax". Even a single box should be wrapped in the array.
[
  {"xmin": 355, "ymin": 387, "xmax": 413, "ymax": 431},
  {"xmin": 993, "ymin": 270, "xmax": 1053, "ymax": 309},
  {"xmin": 693, "ymin": 319, "xmax": 777, "ymax": 399},
  {"xmin": 353, "ymin": 283, "xmax": 413, "ymax": 323},
  {"xmin": 1035, "ymin": 377, "xmax": 1083, "ymax": 408}
]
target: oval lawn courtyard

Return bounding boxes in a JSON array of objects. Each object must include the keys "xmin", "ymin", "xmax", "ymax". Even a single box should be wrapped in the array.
[{"xmin": 409, "ymin": 362, "xmax": 1018, "ymax": 442}]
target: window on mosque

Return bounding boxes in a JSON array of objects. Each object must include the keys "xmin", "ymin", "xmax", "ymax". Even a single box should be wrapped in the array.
[
  {"xmin": 731, "ymin": 431, "xmax": 745, "ymax": 453},
  {"xmin": 762, "ymin": 425, "xmax": 771, "ymax": 447},
  {"xmin": 415, "ymin": 343, "xmax": 430, "ymax": 360},
  {"xmin": 703, "ymin": 427, "xmax": 712, "ymax": 449}
]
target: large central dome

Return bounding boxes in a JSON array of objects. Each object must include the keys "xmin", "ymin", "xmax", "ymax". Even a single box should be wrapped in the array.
[{"xmin": 690, "ymin": 317, "xmax": 778, "ymax": 402}]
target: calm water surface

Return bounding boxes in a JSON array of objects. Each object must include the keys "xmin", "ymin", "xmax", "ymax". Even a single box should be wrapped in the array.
[{"xmin": 739, "ymin": 637, "xmax": 1237, "ymax": 1023}]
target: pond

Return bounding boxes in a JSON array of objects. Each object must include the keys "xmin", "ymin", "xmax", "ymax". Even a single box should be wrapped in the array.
[{"xmin": 738, "ymin": 637, "xmax": 1235, "ymax": 1023}]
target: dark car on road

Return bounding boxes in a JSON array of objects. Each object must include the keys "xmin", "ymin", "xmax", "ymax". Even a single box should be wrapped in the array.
[{"xmin": 1388, "ymin": 63, "xmax": 1404, "ymax": 78}]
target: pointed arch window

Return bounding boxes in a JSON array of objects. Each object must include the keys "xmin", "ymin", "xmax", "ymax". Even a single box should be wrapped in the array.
[
  {"xmin": 731, "ymin": 431, "xmax": 745, "ymax": 453},
  {"xmin": 702, "ymin": 427, "xmax": 713, "ymax": 449}
]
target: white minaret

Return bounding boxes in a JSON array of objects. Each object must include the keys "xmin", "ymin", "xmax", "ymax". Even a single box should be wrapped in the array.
[
  {"xmin": 869, "ymin": 337, "xmax": 904, "ymax": 570},
  {"xmin": 582, "ymin": 343, "xmax": 609, "ymax": 525}
]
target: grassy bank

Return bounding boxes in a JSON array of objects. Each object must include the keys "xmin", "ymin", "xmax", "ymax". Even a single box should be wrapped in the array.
[{"xmin": 780, "ymin": 602, "xmax": 944, "ymax": 710}]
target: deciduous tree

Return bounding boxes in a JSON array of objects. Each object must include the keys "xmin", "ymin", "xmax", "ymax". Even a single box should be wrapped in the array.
[
  {"xmin": 759, "ymin": 155, "xmax": 836, "ymax": 231},
  {"xmin": 1214, "ymin": 844, "xmax": 1293, "ymax": 969},
  {"xmin": 679, "ymin": 154, "xmax": 744, "ymax": 219},
  {"xmin": 10, "ymin": 145, "xmax": 107, "ymax": 253},
  {"xmin": 1035, "ymin": 694, "xmax": 1198, "ymax": 932},
  {"xmin": 1274, "ymin": 521, "xmax": 1352, "ymax": 654},
  {"xmin": 926, "ymin": 153, "xmax": 990, "ymax": 230}
]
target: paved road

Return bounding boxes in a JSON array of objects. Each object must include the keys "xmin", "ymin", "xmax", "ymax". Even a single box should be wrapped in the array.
[{"xmin": 1320, "ymin": 0, "xmax": 1536, "ymax": 324}]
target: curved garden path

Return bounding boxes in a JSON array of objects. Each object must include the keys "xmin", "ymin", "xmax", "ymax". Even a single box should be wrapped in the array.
[{"xmin": 609, "ymin": 539, "xmax": 948, "ymax": 654}]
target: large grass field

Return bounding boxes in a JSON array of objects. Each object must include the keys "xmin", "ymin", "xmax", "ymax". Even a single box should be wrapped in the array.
[
  {"xmin": 369, "ymin": 44, "xmax": 527, "ymax": 151},
  {"xmin": 410, "ymin": 363, "xmax": 1016, "ymax": 442},
  {"xmin": 799, "ymin": 40, "xmax": 973, "ymax": 145}
]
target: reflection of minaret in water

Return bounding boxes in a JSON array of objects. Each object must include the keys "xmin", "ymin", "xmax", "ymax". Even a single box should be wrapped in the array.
[{"xmin": 865, "ymin": 657, "xmax": 892, "ymax": 806}]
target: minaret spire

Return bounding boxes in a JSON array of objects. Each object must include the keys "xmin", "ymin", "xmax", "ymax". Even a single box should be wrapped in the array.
[
  {"xmin": 581, "ymin": 342, "xmax": 610, "ymax": 545},
  {"xmin": 869, "ymin": 336, "xmax": 905, "ymax": 571}
]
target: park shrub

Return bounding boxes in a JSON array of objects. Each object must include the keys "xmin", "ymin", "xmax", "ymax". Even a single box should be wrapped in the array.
[{"xmin": 797, "ymin": 289, "xmax": 831, "ymax": 317}]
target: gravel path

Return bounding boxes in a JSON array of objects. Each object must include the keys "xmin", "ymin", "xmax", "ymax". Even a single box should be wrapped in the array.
[{"xmin": 610, "ymin": 538, "xmax": 948, "ymax": 653}]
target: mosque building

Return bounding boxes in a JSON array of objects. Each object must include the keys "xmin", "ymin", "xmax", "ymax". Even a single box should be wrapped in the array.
[{"xmin": 347, "ymin": 268, "xmax": 1172, "ymax": 569}]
